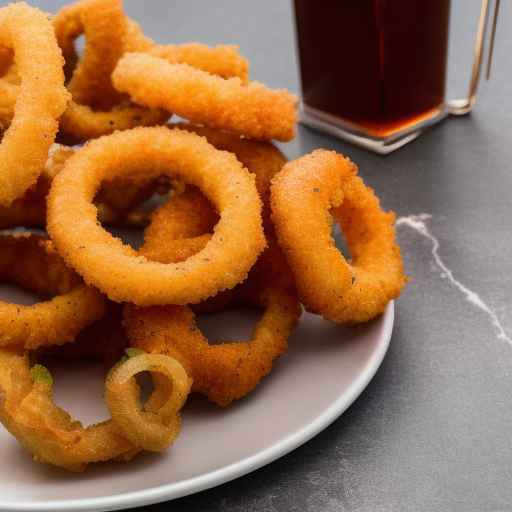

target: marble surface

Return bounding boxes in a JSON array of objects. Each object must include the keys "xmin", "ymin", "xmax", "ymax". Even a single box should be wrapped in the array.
[{"xmin": 33, "ymin": 1, "xmax": 512, "ymax": 510}]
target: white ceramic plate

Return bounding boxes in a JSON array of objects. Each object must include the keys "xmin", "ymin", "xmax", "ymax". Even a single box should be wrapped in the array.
[{"xmin": 0, "ymin": 299, "xmax": 394, "ymax": 512}]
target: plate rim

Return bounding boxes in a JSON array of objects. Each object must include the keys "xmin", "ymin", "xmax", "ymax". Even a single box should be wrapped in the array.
[{"xmin": 0, "ymin": 302, "xmax": 394, "ymax": 512}]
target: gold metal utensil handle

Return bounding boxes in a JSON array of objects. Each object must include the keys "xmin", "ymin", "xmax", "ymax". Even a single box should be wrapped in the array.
[{"xmin": 447, "ymin": 0, "xmax": 500, "ymax": 116}]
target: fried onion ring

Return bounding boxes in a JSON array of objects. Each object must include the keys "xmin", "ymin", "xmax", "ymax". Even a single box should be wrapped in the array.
[
  {"xmin": 112, "ymin": 53, "xmax": 297, "ymax": 141},
  {"xmin": 125, "ymin": 244, "xmax": 301, "ymax": 406},
  {"xmin": 0, "ymin": 348, "xmax": 136, "ymax": 472},
  {"xmin": 47, "ymin": 127, "xmax": 266, "ymax": 306},
  {"xmin": 174, "ymin": 123, "xmax": 286, "ymax": 216},
  {"xmin": 56, "ymin": 0, "xmax": 126, "ymax": 109},
  {"xmin": 270, "ymin": 150, "xmax": 406, "ymax": 323},
  {"xmin": 105, "ymin": 353, "xmax": 191, "ymax": 451},
  {"xmin": 0, "ymin": 347, "xmax": 190, "ymax": 471},
  {"xmin": 0, "ymin": 3, "xmax": 69, "ymax": 206},
  {"xmin": 0, "ymin": 234, "xmax": 106, "ymax": 350},
  {"xmin": 140, "ymin": 124, "xmax": 286, "ymax": 263},
  {"xmin": 54, "ymin": 0, "xmax": 169, "ymax": 142}
]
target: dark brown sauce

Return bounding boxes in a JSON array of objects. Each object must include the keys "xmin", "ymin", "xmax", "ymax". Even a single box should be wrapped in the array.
[{"xmin": 294, "ymin": 0, "xmax": 451, "ymax": 136}]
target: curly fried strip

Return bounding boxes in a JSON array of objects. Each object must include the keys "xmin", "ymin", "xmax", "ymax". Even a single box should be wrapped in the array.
[
  {"xmin": 149, "ymin": 43, "xmax": 249, "ymax": 83},
  {"xmin": 125, "ymin": 244, "xmax": 301, "ymax": 407},
  {"xmin": 106, "ymin": 353, "xmax": 191, "ymax": 451},
  {"xmin": 0, "ymin": 3, "xmax": 69, "ymax": 206},
  {"xmin": 0, "ymin": 349, "xmax": 137, "ymax": 472},
  {"xmin": 270, "ymin": 150, "xmax": 406, "ymax": 323},
  {"xmin": 47, "ymin": 127, "xmax": 266, "ymax": 306},
  {"xmin": 0, "ymin": 234, "xmax": 106, "ymax": 350},
  {"xmin": 63, "ymin": 0, "xmax": 126, "ymax": 108},
  {"xmin": 112, "ymin": 53, "xmax": 297, "ymax": 141}
]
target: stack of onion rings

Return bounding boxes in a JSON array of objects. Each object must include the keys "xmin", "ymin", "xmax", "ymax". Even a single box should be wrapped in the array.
[
  {"xmin": 47, "ymin": 127, "xmax": 266, "ymax": 306},
  {"xmin": 125, "ymin": 243, "xmax": 301, "ymax": 407},
  {"xmin": 0, "ymin": 0, "xmax": 405, "ymax": 474},
  {"xmin": 54, "ymin": 0, "xmax": 169, "ymax": 142}
]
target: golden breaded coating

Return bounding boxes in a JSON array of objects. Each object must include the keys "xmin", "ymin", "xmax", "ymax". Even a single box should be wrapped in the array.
[
  {"xmin": 141, "ymin": 187, "xmax": 218, "ymax": 264},
  {"xmin": 112, "ymin": 53, "xmax": 297, "ymax": 141},
  {"xmin": 47, "ymin": 127, "xmax": 266, "ymax": 306},
  {"xmin": 63, "ymin": 0, "xmax": 127, "ymax": 108},
  {"xmin": 149, "ymin": 43, "xmax": 249, "ymax": 83},
  {"xmin": 124, "ymin": 243, "xmax": 301, "ymax": 406},
  {"xmin": 271, "ymin": 149, "xmax": 406, "ymax": 323},
  {"xmin": 0, "ymin": 234, "xmax": 106, "ymax": 350},
  {"xmin": 0, "ymin": 2, "xmax": 70, "ymax": 206}
]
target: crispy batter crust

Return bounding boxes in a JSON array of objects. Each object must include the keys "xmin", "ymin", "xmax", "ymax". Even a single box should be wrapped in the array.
[
  {"xmin": 125, "ymin": 243, "xmax": 301, "ymax": 406},
  {"xmin": 271, "ymin": 150, "xmax": 406, "ymax": 323},
  {"xmin": 0, "ymin": 3, "xmax": 69, "ymax": 206},
  {"xmin": 47, "ymin": 127, "xmax": 266, "ymax": 305},
  {"xmin": 112, "ymin": 53, "xmax": 297, "ymax": 141},
  {"xmin": 0, "ymin": 234, "xmax": 106, "ymax": 349}
]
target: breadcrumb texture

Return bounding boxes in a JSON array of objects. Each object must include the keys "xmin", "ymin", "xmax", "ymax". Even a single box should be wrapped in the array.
[
  {"xmin": 0, "ymin": 234, "xmax": 106, "ymax": 349},
  {"xmin": 55, "ymin": 0, "xmax": 126, "ymax": 108},
  {"xmin": 47, "ymin": 127, "xmax": 266, "ymax": 306},
  {"xmin": 54, "ymin": 1, "xmax": 169, "ymax": 142},
  {"xmin": 0, "ymin": 2, "xmax": 69, "ymax": 206},
  {"xmin": 124, "ymin": 243, "xmax": 301, "ymax": 407},
  {"xmin": 149, "ymin": 43, "xmax": 249, "ymax": 82},
  {"xmin": 60, "ymin": 100, "xmax": 169, "ymax": 143},
  {"xmin": 271, "ymin": 149, "xmax": 406, "ymax": 323},
  {"xmin": 141, "ymin": 124, "xmax": 287, "ymax": 264},
  {"xmin": 112, "ymin": 53, "xmax": 297, "ymax": 141}
]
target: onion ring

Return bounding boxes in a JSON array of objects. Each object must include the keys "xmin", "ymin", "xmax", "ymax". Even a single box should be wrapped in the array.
[
  {"xmin": 0, "ymin": 3, "xmax": 69, "ymax": 206},
  {"xmin": 54, "ymin": 0, "xmax": 169, "ymax": 142},
  {"xmin": 47, "ymin": 127, "xmax": 266, "ymax": 306},
  {"xmin": 0, "ymin": 348, "xmax": 136, "ymax": 472},
  {"xmin": 112, "ymin": 53, "xmax": 297, "ymax": 141},
  {"xmin": 0, "ymin": 233, "xmax": 106, "ymax": 350},
  {"xmin": 270, "ymin": 149, "xmax": 407, "ymax": 323},
  {"xmin": 173, "ymin": 123, "xmax": 286, "ymax": 215},
  {"xmin": 124, "ymin": 243, "xmax": 301, "ymax": 406},
  {"xmin": 140, "ymin": 124, "xmax": 286, "ymax": 263},
  {"xmin": 105, "ymin": 353, "xmax": 191, "ymax": 451},
  {"xmin": 0, "ymin": 346, "xmax": 190, "ymax": 471},
  {"xmin": 56, "ymin": 0, "xmax": 126, "ymax": 109}
]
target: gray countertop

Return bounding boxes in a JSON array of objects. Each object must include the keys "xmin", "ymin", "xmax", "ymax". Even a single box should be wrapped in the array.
[{"xmin": 35, "ymin": 1, "xmax": 512, "ymax": 510}]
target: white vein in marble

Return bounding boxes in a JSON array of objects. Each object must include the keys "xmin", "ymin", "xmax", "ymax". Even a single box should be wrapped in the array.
[{"xmin": 396, "ymin": 214, "xmax": 512, "ymax": 347}]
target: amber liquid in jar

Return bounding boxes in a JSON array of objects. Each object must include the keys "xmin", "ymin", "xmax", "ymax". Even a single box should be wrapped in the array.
[{"xmin": 294, "ymin": 0, "xmax": 451, "ymax": 137}]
